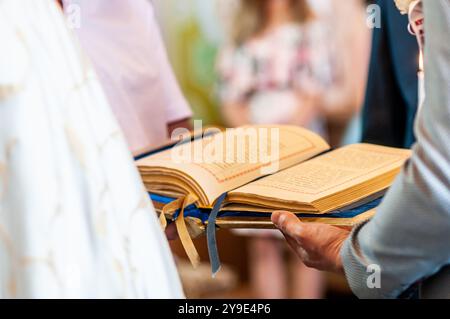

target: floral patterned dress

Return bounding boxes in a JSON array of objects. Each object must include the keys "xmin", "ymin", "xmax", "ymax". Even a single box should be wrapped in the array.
[{"xmin": 217, "ymin": 21, "xmax": 334, "ymax": 137}]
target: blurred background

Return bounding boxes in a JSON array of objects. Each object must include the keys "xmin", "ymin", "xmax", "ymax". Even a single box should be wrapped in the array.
[{"xmin": 152, "ymin": 0, "xmax": 374, "ymax": 299}]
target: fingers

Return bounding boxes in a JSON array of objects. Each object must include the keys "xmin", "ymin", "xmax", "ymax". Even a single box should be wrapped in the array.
[
  {"xmin": 272, "ymin": 211, "xmax": 349, "ymax": 273},
  {"xmin": 165, "ymin": 222, "xmax": 178, "ymax": 241},
  {"xmin": 271, "ymin": 211, "xmax": 306, "ymax": 242},
  {"xmin": 272, "ymin": 211, "xmax": 311, "ymax": 262}
]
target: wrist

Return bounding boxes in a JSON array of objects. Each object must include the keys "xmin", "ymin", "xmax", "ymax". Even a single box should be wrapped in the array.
[{"xmin": 331, "ymin": 231, "xmax": 349, "ymax": 274}]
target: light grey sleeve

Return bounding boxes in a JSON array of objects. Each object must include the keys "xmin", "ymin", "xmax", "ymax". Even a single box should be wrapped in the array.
[{"xmin": 341, "ymin": 0, "xmax": 450, "ymax": 299}]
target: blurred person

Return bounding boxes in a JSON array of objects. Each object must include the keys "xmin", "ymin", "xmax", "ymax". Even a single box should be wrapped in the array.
[
  {"xmin": 310, "ymin": 0, "xmax": 372, "ymax": 147},
  {"xmin": 60, "ymin": 0, "xmax": 193, "ymax": 156},
  {"xmin": 0, "ymin": 0, "xmax": 183, "ymax": 298},
  {"xmin": 361, "ymin": 0, "xmax": 420, "ymax": 148},
  {"xmin": 217, "ymin": 0, "xmax": 335, "ymax": 136},
  {"xmin": 59, "ymin": 0, "xmax": 189, "ymax": 238},
  {"xmin": 216, "ymin": 0, "xmax": 335, "ymax": 299}
]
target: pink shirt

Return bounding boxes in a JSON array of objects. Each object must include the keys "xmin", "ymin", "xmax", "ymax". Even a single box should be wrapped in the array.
[{"xmin": 63, "ymin": 0, "xmax": 192, "ymax": 154}]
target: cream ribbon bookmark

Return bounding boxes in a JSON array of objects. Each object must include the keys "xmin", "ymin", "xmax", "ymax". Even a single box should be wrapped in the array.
[{"xmin": 160, "ymin": 195, "xmax": 201, "ymax": 268}]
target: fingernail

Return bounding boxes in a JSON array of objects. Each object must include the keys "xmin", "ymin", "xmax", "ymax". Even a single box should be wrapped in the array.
[{"xmin": 271, "ymin": 211, "xmax": 281, "ymax": 225}]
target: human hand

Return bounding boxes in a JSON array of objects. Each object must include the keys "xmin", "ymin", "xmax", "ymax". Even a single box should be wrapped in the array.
[
  {"xmin": 165, "ymin": 222, "xmax": 179, "ymax": 241},
  {"xmin": 271, "ymin": 211, "xmax": 350, "ymax": 273},
  {"xmin": 292, "ymin": 90, "xmax": 323, "ymax": 126},
  {"xmin": 394, "ymin": 0, "xmax": 415, "ymax": 14}
]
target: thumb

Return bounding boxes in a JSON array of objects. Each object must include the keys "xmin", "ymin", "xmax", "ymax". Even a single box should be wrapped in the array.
[{"xmin": 271, "ymin": 211, "xmax": 306, "ymax": 239}]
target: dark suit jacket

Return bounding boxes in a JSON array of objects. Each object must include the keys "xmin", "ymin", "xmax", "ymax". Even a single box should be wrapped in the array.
[{"xmin": 362, "ymin": 0, "xmax": 419, "ymax": 148}]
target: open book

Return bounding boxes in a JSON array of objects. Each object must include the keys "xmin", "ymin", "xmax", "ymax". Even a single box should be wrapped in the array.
[{"xmin": 137, "ymin": 125, "xmax": 411, "ymax": 228}]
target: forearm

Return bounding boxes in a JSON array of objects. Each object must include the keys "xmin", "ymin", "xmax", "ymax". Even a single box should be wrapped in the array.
[
  {"xmin": 321, "ymin": 0, "xmax": 371, "ymax": 122},
  {"xmin": 321, "ymin": 87, "xmax": 359, "ymax": 122},
  {"xmin": 341, "ymin": 165, "xmax": 450, "ymax": 298},
  {"xmin": 221, "ymin": 102, "xmax": 251, "ymax": 127}
]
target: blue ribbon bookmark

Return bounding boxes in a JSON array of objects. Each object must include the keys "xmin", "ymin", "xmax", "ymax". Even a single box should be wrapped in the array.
[{"xmin": 206, "ymin": 192, "xmax": 228, "ymax": 277}]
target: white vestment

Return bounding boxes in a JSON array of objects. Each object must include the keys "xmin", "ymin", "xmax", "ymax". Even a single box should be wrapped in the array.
[{"xmin": 0, "ymin": 0, "xmax": 183, "ymax": 298}]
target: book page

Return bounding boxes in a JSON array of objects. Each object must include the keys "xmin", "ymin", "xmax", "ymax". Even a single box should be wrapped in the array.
[
  {"xmin": 230, "ymin": 144, "xmax": 411, "ymax": 205},
  {"xmin": 137, "ymin": 125, "xmax": 329, "ymax": 205}
]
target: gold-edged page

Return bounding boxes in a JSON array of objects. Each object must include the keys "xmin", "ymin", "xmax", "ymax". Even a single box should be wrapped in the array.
[
  {"xmin": 229, "ymin": 144, "xmax": 411, "ymax": 211},
  {"xmin": 214, "ymin": 209, "xmax": 376, "ymax": 229},
  {"xmin": 137, "ymin": 125, "xmax": 330, "ymax": 206}
]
